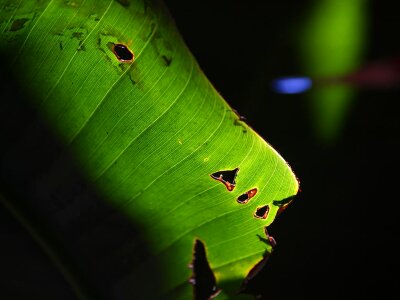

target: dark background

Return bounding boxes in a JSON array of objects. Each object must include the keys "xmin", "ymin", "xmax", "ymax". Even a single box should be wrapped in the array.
[
  {"xmin": 164, "ymin": 0, "xmax": 400, "ymax": 299},
  {"xmin": 1, "ymin": 0, "xmax": 400, "ymax": 299}
]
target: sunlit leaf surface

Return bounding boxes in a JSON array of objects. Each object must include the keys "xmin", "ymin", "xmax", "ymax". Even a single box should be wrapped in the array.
[{"xmin": 0, "ymin": 0, "xmax": 298, "ymax": 298}]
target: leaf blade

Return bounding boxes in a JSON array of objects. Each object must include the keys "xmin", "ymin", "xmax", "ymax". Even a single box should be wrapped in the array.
[{"xmin": 0, "ymin": 0, "xmax": 299, "ymax": 298}]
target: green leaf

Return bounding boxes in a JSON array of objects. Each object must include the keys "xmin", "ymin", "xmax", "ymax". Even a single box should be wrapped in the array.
[{"xmin": 0, "ymin": 0, "xmax": 298, "ymax": 298}]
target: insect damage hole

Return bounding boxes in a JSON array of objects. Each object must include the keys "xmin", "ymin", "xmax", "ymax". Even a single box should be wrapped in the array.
[
  {"xmin": 112, "ymin": 43, "xmax": 134, "ymax": 62},
  {"xmin": 189, "ymin": 239, "xmax": 221, "ymax": 300},
  {"xmin": 210, "ymin": 168, "xmax": 239, "ymax": 191},
  {"xmin": 254, "ymin": 205, "xmax": 270, "ymax": 219},
  {"xmin": 237, "ymin": 188, "xmax": 257, "ymax": 204}
]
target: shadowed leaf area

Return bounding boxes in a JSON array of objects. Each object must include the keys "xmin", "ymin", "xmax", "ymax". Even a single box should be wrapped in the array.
[{"xmin": 0, "ymin": 0, "xmax": 298, "ymax": 299}]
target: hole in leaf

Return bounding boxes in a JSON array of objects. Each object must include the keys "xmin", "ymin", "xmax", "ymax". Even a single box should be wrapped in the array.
[
  {"xmin": 237, "ymin": 188, "xmax": 257, "ymax": 204},
  {"xmin": 237, "ymin": 193, "xmax": 248, "ymax": 203},
  {"xmin": 254, "ymin": 205, "xmax": 269, "ymax": 219},
  {"xmin": 210, "ymin": 168, "xmax": 239, "ymax": 191},
  {"xmin": 189, "ymin": 239, "xmax": 221, "ymax": 300},
  {"xmin": 112, "ymin": 43, "xmax": 134, "ymax": 62}
]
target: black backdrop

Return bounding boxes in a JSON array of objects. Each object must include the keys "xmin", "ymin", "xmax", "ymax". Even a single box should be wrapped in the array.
[
  {"xmin": 165, "ymin": 0, "xmax": 400, "ymax": 298},
  {"xmin": 1, "ymin": 1, "xmax": 400, "ymax": 299}
]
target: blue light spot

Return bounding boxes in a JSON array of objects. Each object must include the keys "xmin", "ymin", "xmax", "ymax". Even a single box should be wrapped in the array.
[{"xmin": 271, "ymin": 77, "xmax": 313, "ymax": 94}]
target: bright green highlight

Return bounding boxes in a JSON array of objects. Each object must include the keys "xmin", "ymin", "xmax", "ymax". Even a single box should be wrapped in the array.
[{"xmin": 0, "ymin": 0, "xmax": 298, "ymax": 299}]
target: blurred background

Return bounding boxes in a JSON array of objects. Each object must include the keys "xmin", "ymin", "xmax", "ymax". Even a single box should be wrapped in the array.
[
  {"xmin": 1, "ymin": 0, "xmax": 399, "ymax": 299},
  {"xmin": 164, "ymin": 0, "xmax": 400, "ymax": 298}
]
